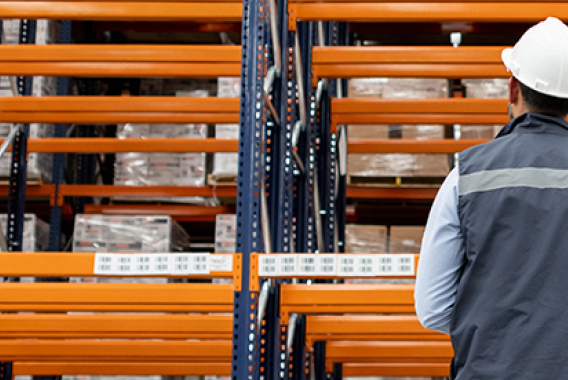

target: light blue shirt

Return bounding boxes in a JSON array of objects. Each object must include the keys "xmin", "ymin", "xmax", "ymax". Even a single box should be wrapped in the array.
[{"xmin": 414, "ymin": 167, "xmax": 466, "ymax": 335}]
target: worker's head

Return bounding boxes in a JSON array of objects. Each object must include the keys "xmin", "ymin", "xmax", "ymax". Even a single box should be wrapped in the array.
[{"xmin": 502, "ymin": 17, "xmax": 568, "ymax": 119}]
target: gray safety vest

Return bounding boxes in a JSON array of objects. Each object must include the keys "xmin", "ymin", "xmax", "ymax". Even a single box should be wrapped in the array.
[{"xmin": 453, "ymin": 113, "xmax": 568, "ymax": 379}]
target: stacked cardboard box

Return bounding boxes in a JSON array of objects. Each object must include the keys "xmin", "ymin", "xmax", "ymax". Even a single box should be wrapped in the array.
[
  {"xmin": 215, "ymin": 214, "xmax": 236, "ymax": 254},
  {"xmin": 345, "ymin": 224, "xmax": 387, "ymax": 253},
  {"xmin": 347, "ymin": 78, "xmax": 450, "ymax": 179},
  {"xmin": 461, "ymin": 78, "xmax": 509, "ymax": 140},
  {"xmin": 0, "ymin": 20, "xmax": 59, "ymax": 181},
  {"xmin": 72, "ymin": 214, "xmax": 190, "ymax": 284},
  {"xmin": 212, "ymin": 77, "xmax": 240, "ymax": 181},
  {"xmin": 389, "ymin": 226, "xmax": 425, "ymax": 253}
]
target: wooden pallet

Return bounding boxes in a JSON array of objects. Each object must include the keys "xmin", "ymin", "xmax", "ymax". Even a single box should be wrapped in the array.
[
  {"xmin": 0, "ymin": 178, "xmax": 45, "ymax": 187},
  {"xmin": 347, "ymin": 175, "xmax": 445, "ymax": 188},
  {"xmin": 208, "ymin": 174, "xmax": 238, "ymax": 187}
]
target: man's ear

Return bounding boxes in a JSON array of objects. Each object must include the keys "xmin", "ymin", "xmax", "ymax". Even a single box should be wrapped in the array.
[{"xmin": 509, "ymin": 76, "xmax": 520, "ymax": 105}]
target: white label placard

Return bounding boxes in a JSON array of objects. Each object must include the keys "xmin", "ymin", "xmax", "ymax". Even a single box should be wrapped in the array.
[
  {"xmin": 94, "ymin": 253, "xmax": 214, "ymax": 276},
  {"xmin": 258, "ymin": 255, "xmax": 279, "ymax": 276},
  {"xmin": 315, "ymin": 254, "xmax": 337, "ymax": 276},
  {"xmin": 354, "ymin": 255, "xmax": 376, "ymax": 276},
  {"xmin": 375, "ymin": 254, "xmax": 415, "ymax": 276},
  {"xmin": 277, "ymin": 254, "xmax": 298, "ymax": 276},
  {"xmin": 209, "ymin": 255, "xmax": 234, "ymax": 272},
  {"xmin": 297, "ymin": 255, "xmax": 317, "ymax": 275},
  {"xmin": 337, "ymin": 256, "xmax": 357, "ymax": 277}
]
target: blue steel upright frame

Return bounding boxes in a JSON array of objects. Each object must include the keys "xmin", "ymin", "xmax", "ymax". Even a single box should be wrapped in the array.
[{"xmin": 232, "ymin": 0, "xmax": 270, "ymax": 375}]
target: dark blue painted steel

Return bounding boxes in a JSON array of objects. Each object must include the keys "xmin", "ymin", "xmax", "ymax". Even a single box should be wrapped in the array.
[
  {"xmin": 232, "ymin": 0, "xmax": 269, "ymax": 375},
  {"xmin": 48, "ymin": 20, "xmax": 72, "ymax": 252},
  {"xmin": 313, "ymin": 341, "xmax": 327, "ymax": 380}
]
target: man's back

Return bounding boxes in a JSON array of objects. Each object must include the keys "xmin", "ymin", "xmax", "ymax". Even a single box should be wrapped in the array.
[{"xmin": 452, "ymin": 113, "xmax": 568, "ymax": 379}]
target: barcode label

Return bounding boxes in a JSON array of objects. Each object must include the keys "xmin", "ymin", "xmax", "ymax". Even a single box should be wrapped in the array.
[
  {"xmin": 338, "ymin": 256, "xmax": 356, "ymax": 276},
  {"xmin": 315, "ymin": 255, "xmax": 337, "ymax": 276},
  {"xmin": 94, "ymin": 253, "xmax": 216, "ymax": 275},
  {"xmin": 209, "ymin": 255, "xmax": 234, "ymax": 272},
  {"xmin": 297, "ymin": 255, "xmax": 317, "ymax": 275},
  {"xmin": 278, "ymin": 255, "xmax": 298, "ymax": 275},
  {"xmin": 258, "ymin": 255, "xmax": 278, "ymax": 276},
  {"xmin": 375, "ymin": 254, "xmax": 415, "ymax": 276}
]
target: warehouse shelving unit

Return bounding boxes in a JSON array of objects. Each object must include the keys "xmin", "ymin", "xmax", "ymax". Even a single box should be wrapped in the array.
[{"xmin": 3, "ymin": 1, "xmax": 568, "ymax": 380}]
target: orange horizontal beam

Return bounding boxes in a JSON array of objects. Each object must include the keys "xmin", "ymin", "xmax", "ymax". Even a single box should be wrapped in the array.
[
  {"xmin": 84, "ymin": 204, "xmax": 235, "ymax": 222},
  {"xmin": 346, "ymin": 187, "xmax": 439, "ymax": 200},
  {"xmin": 0, "ymin": 283, "xmax": 234, "ymax": 312},
  {"xmin": 343, "ymin": 363, "xmax": 450, "ymax": 377},
  {"xmin": 0, "ymin": 340, "xmax": 231, "ymax": 362},
  {"xmin": 326, "ymin": 341, "xmax": 453, "ymax": 362},
  {"xmin": 333, "ymin": 98, "xmax": 508, "ymax": 128},
  {"xmin": 60, "ymin": 185, "xmax": 238, "ymax": 198},
  {"xmin": 0, "ymin": 138, "xmax": 239, "ymax": 153},
  {"xmin": 0, "ymin": 45, "xmax": 241, "ymax": 62},
  {"xmin": 0, "ymin": 252, "xmax": 237, "ymax": 278},
  {"xmin": 0, "ymin": 96, "xmax": 239, "ymax": 124},
  {"xmin": 14, "ymin": 362, "xmax": 232, "ymax": 376},
  {"xmin": 347, "ymin": 139, "xmax": 487, "ymax": 153},
  {"xmin": 0, "ymin": 2, "xmax": 242, "ymax": 21},
  {"xmin": 280, "ymin": 284, "xmax": 416, "ymax": 315},
  {"xmin": 291, "ymin": 3, "xmax": 568, "ymax": 23},
  {"xmin": 313, "ymin": 47, "xmax": 508, "ymax": 79},
  {"xmin": 306, "ymin": 315, "xmax": 445, "ymax": 337},
  {"xmin": 0, "ymin": 314, "xmax": 232, "ymax": 339}
]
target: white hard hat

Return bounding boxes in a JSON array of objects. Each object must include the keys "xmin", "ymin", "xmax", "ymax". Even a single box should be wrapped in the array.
[{"xmin": 502, "ymin": 17, "xmax": 568, "ymax": 99}]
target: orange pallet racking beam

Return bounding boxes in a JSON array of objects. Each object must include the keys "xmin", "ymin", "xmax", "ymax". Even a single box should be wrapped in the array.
[
  {"xmin": 288, "ymin": 2, "xmax": 568, "ymax": 29},
  {"xmin": 0, "ymin": 96, "xmax": 239, "ymax": 124},
  {"xmin": 325, "ymin": 340, "xmax": 453, "ymax": 363},
  {"xmin": 0, "ymin": 314, "xmax": 232, "ymax": 339},
  {"xmin": 343, "ymin": 363, "xmax": 450, "ymax": 377},
  {"xmin": 0, "ymin": 138, "xmax": 239, "ymax": 153},
  {"xmin": 312, "ymin": 46, "xmax": 509, "ymax": 81},
  {"xmin": 0, "ymin": 45, "xmax": 241, "ymax": 77},
  {"xmin": 0, "ymin": 1, "xmax": 242, "ymax": 21},
  {"xmin": 83, "ymin": 204, "xmax": 235, "ymax": 222},
  {"xmin": 0, "ymin": 282, "xmax": 234, "ymax": 312},
  {"xmin": 14, "ymin": 362, "xmax": 232, "ymax": 376}
]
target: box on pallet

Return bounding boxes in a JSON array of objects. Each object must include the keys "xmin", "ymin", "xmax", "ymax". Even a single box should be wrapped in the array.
[
  {"xmin": 347, "ymin": 78, "xmax": 450, "ymax": 181},
  {"xmin": 0, "ymin": 20, "xmax": 59, "ymax": 182},
  {"xmin": 215, "ymin": 214, "xmax": 236, "ymax": 254},
  {"xmin": 345, "ymin": 224, "xmax": 387, "ymax": 254},
  {"xmin": 389, "ymin": 226, "xmax": 425, "ymax": 253},
  {"xmin": 114, "ymin": 90, "xmax": 211, "ymax": 203},
  {"xmin": 212, "ymin": 77, "xmax": 240, "ymax": 182},
  {"xmin": 72, "ymin": 214, "xmax": 190, "ymax": 283}
]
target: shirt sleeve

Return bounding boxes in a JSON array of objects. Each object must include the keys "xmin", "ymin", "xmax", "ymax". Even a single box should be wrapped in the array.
[{"xmin": 414, "ymin": 167, "xmax": 465, "ymax": 335}]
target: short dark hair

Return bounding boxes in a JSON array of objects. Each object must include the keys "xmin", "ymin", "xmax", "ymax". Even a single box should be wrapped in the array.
[{"xmin": 519, "ymin": 81, "xmax": 568, "ymax": 117}]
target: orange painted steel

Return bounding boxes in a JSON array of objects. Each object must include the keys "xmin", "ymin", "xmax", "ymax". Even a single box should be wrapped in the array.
[
  {"xmin": 0, "ymin": 2, "xmax": 242, "ymax": 21},
  {"xmin": 332, "ymin": 98, "xmax": 508, "ymax": 130},
  {"xmin": 0, "ymin": 283, "xmax": 234, "ymax": 312},
  {"xmin": 0, "ymin": 96, "xmax": 239, "ymax": 124},
  {"xmin": 306, "ymin": 315, "xmax": 447, "ymax": 343},
  {"xmin": 83, "ymin": 204, "xmax": 235, "ymax": 222},
  {"xmin": 59, "ymin": 185, "xmax": 238, "ymax": 199},
  {"xmin": 343, "ymin": 363, "xmax": 450, "ymax": 377},
  {"xmin": 348, "ymin": 139, "xmax": 487, "ymax": 154},
  {"xmin": 280, "ymin": 284, "xmax": 416, "ymax": 321},
  {"xmin": 0, "ymin": 252, "xmax": 238, "ymax": 279},
  {"xmin": 0, "ymin": 138, "xmax": 239, "ymax": 153},
  {"xmin": 289, "ymin": 3, "xmax": 568, "ymax": 26},
  {"xmin": 0, "ymin": 340, "xmax": 232, "ymax": 362},
  {"xmin": 0, "ymin": 45, "xmax": 241, "ymax": 77},
  {"xmin": 345, "ymin": 187, "xmax": 439, "ymax": 200},
  {"xmin": 0, "ymin": 314, "xmax": 232, "ymax": 339},
  {"xmin": 14, "ymin": 362, "xmax": 232, "ymax": 376},
  {"xmin": 325, "ymin": 341, "xmax": 453, "ymax": 363}
]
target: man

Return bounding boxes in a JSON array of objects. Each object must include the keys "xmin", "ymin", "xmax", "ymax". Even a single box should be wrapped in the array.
[{"xmin": 415, "ymin": 17, "xmax": 568, "ymax": 380}]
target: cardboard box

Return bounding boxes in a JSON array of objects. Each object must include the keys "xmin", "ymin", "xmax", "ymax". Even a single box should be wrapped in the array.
[
  {"xmin": 461, "ymin": 125, "xmax": 503, "ymax": 140},
  {"xmin": 345, "ymin": 224, "xmax": 387, "ymax": 253},
  {"xmin": 215, "ymin": 214, "xmax": 236, "ymax": 254},
  {"xmin": 213, "ymin": 77, "xmax": 241, "ymax": 180},
  {"xmin": 389, "ymin": 226, "xmax": 425, "ymax": 253},
  {"xmin": 463, "ymin": 78, "xmax": 509, "ymax": 99}
]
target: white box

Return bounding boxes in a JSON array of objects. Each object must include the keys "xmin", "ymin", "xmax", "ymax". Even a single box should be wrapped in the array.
[
  {"xmin": 213, "ymin": 77, "xmax": 240, "ymax": 180},
  {"xmin": 215, "ymin": 214, "xmax": 236, "ymax": 254}
]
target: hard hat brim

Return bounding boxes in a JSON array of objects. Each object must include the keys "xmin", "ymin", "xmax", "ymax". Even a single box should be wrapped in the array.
[{"xmin": 501, "ymin": 48, "xmax": 514, "ymax": 72}]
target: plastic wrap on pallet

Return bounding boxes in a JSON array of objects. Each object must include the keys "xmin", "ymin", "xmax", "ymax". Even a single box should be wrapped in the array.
[
  {"xmin": 462, "ymin": 78, "xmax": 509, "ymax": 99},
  {"xmin": 0, "ymin": 20, "xmax": 59, "ymax": 182},
  {"xmin": 215, "ymin": 214, "xmax": 236, "ymax": 254},
  {"xmin": 212, "ymin": 77, "xmax": 240, "ymax": 182},
  {"xmin": 347, "ymin": 78, "xmax": 450, "ymax": 181},
  {"xmin": 72, "ymin": 214, "xmax": 190, "ymax": 284},
  {"xmin": 389, "ymin": 226, "xmax": 425, "ymax": 254},
  {"xmin": 114, "ymin": 90, "xmax": 215, "ymax": 203}
]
